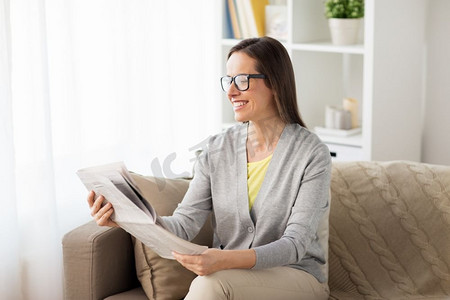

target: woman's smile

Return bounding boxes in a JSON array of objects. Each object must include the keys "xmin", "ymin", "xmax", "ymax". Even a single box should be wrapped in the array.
[{"xmin": 232, "ymin": 99, "xmax": 249, "ymax": 111}]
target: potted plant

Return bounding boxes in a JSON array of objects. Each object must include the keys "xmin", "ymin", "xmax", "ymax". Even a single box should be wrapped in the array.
[{"xmin": 324, "ymin": 0, "xmax": 364, "ymax": 45}]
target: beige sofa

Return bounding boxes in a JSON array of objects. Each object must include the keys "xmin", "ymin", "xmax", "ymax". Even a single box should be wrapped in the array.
[{"xmin": 63, "ymin": 161, "xmax": 450, "ymax": 299}]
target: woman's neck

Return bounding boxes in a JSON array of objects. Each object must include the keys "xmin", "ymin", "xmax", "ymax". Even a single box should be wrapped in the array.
[{"xmin": 247, "ymin": 117, "xmax": 285, "ymax": 161}]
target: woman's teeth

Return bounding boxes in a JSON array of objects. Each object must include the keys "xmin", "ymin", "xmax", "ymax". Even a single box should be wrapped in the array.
[{"xmin": 233, "ymin": 101, "xmax": 248, "ymax": 107}]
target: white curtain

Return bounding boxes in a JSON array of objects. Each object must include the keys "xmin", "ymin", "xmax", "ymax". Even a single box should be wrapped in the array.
[{"xmin": 0, "ymin": 0, "xmax": 220, "ymax": 298}]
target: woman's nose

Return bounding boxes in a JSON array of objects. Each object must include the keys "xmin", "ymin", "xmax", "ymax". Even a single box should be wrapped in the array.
[{"xmin": 227, "ymin": 82, "xmax": 240, "ymax": 98}]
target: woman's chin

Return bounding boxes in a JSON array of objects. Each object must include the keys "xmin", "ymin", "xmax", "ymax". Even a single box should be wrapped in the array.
[{"xmin": 234, "ymin": 114, "xmax": 248, "ymax": 123}]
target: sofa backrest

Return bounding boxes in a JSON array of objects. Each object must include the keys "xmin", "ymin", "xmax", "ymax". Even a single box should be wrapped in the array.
[{"xmin": 328, "ymin": 161, "xmax": 450, "ymax": 299}]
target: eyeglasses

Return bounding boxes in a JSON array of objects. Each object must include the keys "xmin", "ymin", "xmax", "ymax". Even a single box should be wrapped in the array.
[{"xmin": 220, "ymin": 74, "xmax": 266, "ymax": 92}]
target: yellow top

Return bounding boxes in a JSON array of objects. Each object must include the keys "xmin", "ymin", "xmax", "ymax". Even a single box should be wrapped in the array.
[{"xmin": 247, "ymin": 154, "xmax": 273, "ymax": 210}]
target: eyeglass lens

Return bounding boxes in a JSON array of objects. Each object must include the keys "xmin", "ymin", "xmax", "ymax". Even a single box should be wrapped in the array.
[{"xmin": 221, "ymin": 75, "xmax": 249, "ymax": 92}]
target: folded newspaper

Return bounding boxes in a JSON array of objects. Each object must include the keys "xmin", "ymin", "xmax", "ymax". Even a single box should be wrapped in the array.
[{"xmin": 77, "ymin": 162, "xmax": 207, "ymax": 259}]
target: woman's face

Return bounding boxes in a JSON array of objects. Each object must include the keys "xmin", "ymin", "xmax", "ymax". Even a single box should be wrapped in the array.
[{"xmin": 226, "ymin": 52, "xmax": 277, "ymax": 123}]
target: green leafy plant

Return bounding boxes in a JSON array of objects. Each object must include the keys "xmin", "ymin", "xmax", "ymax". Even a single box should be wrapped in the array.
[{"xmin": 325, "ymin": 0, "xmax": 364, "ymax": 19}]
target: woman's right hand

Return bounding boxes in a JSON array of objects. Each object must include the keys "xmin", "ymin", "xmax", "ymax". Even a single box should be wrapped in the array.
[{"xmin": 87, "ymin": 190, "xmax": 119, "ymax": 227}]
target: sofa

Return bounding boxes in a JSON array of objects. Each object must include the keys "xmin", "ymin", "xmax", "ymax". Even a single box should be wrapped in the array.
[{"xmin": 63, "ymin": 161, "xmax": 450, "ymax": 299}]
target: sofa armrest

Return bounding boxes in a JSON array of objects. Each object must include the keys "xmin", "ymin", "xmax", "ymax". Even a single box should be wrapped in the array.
[{"xmin": 62, "ymin": 220, "xmax": 138, "ymax": 300}]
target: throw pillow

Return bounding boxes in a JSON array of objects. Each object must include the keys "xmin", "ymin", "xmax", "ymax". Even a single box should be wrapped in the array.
[
  {"xmin": 130, "ymin": 173, "xmax": 213, "ymax": 300},
  {"xmin": 328, "ymin": 161, "xmax": 450, "ymax": 299}
]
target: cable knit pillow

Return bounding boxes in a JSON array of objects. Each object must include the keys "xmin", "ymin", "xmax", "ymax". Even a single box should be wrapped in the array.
[
  {"xmin": 328, "ymin": 161, "xmax": 450, "ymax": 299},
  {"xmin": 130, "ymin": 173, "xmax": 213, "ymax": 300}
]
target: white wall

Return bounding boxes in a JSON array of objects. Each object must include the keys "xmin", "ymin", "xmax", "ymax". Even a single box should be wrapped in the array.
[{"xmin": 422, "ymin": 0, "xmax": 450, "ymax": 165}]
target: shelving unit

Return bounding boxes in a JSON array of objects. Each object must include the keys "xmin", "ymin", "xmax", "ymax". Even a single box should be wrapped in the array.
[{"xmin": 219, "ymin": 0, "xmax": 425, "ymax": 162}]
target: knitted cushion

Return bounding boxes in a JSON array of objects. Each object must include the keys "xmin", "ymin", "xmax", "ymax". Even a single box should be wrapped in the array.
[
  {"xmin": 130, "ymin": 173, "xmax": 213, "ymax": 300},
  {"xmin": 328, "ymin": 161, "xmax": 450, "ymax": 299}
]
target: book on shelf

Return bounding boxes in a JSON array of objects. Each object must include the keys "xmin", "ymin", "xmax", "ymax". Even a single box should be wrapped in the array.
[
  {"xmin": 250, "ymin": 0, "xmax": 268, "ymax": 37},
  {"xmin": 226, "ymin": 0, "xmax": 241, "ymax": 39},
  {"xmin": 242, "ymin": 0, "xmax": 259, "ymax": 37},
  {"xmin": 223, "ymin": 0, "xmax": 234, "ymax": 39},
  {"xmin": 224, "ymin": 0, "xmax": 268, "ymax": 39},
  {"xmin": 77, "ymin": 161, "xmax": 207, "ymax": 259},
  {"xmin": 234, "ymin": 0, "xmax": 250, "ymax": 38}
]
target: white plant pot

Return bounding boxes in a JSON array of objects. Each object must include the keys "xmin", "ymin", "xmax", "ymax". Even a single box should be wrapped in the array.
[{"xmin": 328, "ymin": 18, "xmax": 362, "ymax": 45}]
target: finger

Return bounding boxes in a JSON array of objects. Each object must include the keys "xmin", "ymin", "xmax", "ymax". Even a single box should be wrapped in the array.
[
  {"xmin": 173, "ymin": 252, "xmax": 199, "ymax": 266},
  {"xmin": 172, "ymin": 254, "xmax": 194, "ymax": 272},
  {"xmin": 90, "ymin": 195, "xmax": 105, "ymax": 216},
  {"xmin": 93, "ymin": 202, "xmax": 111, "ymax": 222},
  {"xmin": 97, "ymin": 202, "xmax": 112, "ymax": 217},
  {"xmin": 172, "ymin": 252, "xmax": 188, "ymax": 266},
  {"xmin": 172, "ymin": 251, "xmax": 180, "ymax": 259},
  {"xmin": 96, "ymin": 208, "xmax": 118, "ymax": 227},
  {"xmin": 98, "ymin": 207, "xmax": 114, "ymax": 226},
  {"xmin": 172, "ymin": 251, "xmax": 188, "ymax": 263},
  {"xmin": 87, "ymin": 190, "xmax": 95, "ymax": 207},
  {"xmin": 104, "ymin": 207, "xmax": 117, "ymax": 225}
]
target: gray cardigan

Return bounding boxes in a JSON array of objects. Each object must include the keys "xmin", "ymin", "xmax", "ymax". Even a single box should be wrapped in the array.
[{"xmin": 162, "ymin": 123, "xmax": 331, "ymax": 283}]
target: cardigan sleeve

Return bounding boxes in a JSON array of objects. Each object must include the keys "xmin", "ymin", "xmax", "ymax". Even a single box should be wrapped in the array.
[
  {"xmin": 252, "ymin": 142, "xmax": 331, "ymax": 270},
  {"xmin": 161, "ymin": 148, "xmax": 213, "ymax": 241}
]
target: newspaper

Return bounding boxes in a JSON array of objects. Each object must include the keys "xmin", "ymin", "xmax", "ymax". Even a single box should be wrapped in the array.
[{"xmin": 76, "ymin": 162, "xmax": 207, "ymax": 259}]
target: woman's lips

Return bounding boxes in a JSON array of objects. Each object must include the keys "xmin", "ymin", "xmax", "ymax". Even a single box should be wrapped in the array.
[{"xmin": 232, "ymin": 100, "xmax": 248, "ymax": 111}]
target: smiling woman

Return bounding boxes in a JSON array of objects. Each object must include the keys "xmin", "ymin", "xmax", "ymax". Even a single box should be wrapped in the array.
[
  {"xmin": 0, "ymin": 0, "xmax": 218, "ymax": 299},
  {"xmin": 224, "ymin": 52, "xmax": 276, "ymax": 123},
  {"xmin": 160, "ymin": 38, "xmax": 332, "ymax": 300},
  {"xmin": 89, "ymin": 36, "xmax": 332, "ymax": 300}
]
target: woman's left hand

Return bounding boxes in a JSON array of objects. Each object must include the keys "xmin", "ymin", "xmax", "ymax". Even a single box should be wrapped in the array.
[{"xmin": 172, "ymin": 248, "xmax": 226, "ymax": 276}]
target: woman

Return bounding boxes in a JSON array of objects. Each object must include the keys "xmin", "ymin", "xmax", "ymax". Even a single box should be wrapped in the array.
[{"xmin": 88, "ymin": 36, "xmax": 331, "ymax": 299}]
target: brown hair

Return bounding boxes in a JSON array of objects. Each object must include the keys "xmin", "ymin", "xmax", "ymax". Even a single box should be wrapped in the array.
[{"xmin": 228, "ymin": 36, "xmax": 306, "ymax": 127}]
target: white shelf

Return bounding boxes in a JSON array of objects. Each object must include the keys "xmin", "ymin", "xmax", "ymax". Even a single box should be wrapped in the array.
[
  {"xmin": 316, "ymin": 133, "xmax": 363, "ymax": 148},
  {"xmin": 291, "ymin": 41, "xmax": 364, "ymax": 55}
]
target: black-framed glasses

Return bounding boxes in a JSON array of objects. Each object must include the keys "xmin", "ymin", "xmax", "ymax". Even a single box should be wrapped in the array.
[{"xmin": 220, "ymin": 74, "xmax": 266, "ymax": 92}]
